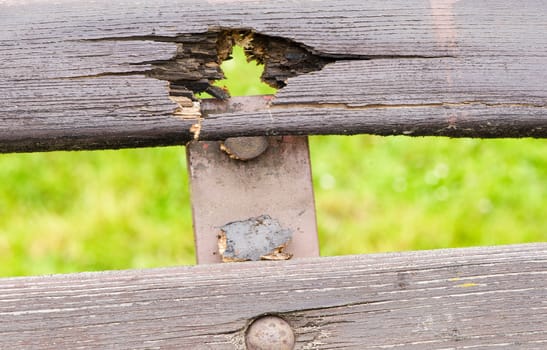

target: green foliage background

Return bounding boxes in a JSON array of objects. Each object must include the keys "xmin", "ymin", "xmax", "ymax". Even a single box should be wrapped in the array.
[{"xmin": 0, "ymin": 47, "xmax": 545, "ymax": 277}]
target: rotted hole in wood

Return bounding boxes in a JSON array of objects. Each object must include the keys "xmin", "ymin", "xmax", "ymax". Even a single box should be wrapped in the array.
[{"xmin": 145, "ymin": 28, "xmax": 334, "ymax": 111}]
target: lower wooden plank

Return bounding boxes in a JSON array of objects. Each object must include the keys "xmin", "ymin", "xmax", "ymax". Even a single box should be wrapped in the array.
[{"xmin": 0, "ymin": 243, "xmax": 545, "ymax": 349}]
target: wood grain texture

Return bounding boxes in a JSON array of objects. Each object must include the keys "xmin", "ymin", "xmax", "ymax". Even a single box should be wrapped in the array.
[
  {"xmin": 1, "ymin": 0, "xmax": 546, "ymax": 153},
  {"xmin": 0, "ymin": 243, "xmax": 545, "ymax": 349}
]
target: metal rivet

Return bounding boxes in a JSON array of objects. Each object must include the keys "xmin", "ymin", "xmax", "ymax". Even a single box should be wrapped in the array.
[
  {"xmin": 220, "ymin": 136, "xmax": 269, "ymax": 161},
  {"xmin": 245, "ymin": 316, "xmax": 295, "ymax": 350}
]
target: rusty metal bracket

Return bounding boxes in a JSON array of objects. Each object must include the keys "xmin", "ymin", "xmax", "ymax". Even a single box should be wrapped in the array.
[{"xmin": 186, "ymin": 133, "xmax": 319, "ymax": 264}]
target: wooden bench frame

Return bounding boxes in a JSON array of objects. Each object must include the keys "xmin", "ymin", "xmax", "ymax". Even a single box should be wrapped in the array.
[{"xmin": 1, "ymin": 0, "xmax": 546, "ymax": 348}]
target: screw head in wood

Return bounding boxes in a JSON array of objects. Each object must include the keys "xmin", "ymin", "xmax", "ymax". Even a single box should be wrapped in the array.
[
  {"xmin": 245, "ymin": 316, "xmax": 295, "ymax": 350},
  {"xmin": 220, "ymin": 136, "xmax": 269, "ymax": 161}
]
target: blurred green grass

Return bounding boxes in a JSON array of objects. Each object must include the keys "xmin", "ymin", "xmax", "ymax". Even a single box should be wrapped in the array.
[{"xmin": 0, "ymin": 46, "xmax": 545, "ymax": 277}]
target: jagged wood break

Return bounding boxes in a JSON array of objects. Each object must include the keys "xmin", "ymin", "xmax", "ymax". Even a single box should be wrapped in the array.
[{"xmin": 145, "ymin": 28, "xmax": 334, "ymax": 105}]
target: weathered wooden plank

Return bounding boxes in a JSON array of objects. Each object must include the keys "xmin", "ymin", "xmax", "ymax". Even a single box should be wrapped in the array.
[
  {"xmin": 0, "ymin": 243, "xmax": 545, "ymax": 349},
  {"xmin": 1, "ymin": 0, "xmax": 546, "ymax": 153}
]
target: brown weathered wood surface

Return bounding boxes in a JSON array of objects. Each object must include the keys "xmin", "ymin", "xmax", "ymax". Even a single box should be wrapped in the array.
[
  {"xmin": 1, "ymin": 0, "xmax": 546, "ymax": 153},
  {"xmin": 0, "ymin": 243, "xmax": 545, "ymax": 349}
]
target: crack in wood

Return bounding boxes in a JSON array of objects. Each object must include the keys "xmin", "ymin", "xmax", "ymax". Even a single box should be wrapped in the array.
[
  {"xmin": 78, "ymin": 28, "xmax": 334, "ymax": 101},
  {"xmin": 271, "ymin": 101, "xmax": 546, "ymax": 110},
  {"xmin": 72, "ymin": 28, "xmax": 497, "ymax": 141},
  {"xmin": 279, "ymin": 299, "xmax": 390, "ymax": 315},
  {"xmin": 79, "ymin": 28, "xmax": 457, "ymax": 107},
  {"xmin": 59, "ymin": 28, "xmax": 476, "ymax": 144}
]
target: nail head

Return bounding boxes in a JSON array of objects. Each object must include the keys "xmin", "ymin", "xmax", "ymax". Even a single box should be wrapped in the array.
[
  {"xmin": 245, "ymin": 316, "xmax": 295, "ymax": 350},
  {"xmin": 221, "ymin": 136, "xmax": 269, "ymax": 161}
]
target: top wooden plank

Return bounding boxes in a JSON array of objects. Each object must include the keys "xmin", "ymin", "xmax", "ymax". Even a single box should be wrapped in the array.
[{"xmin": 1, "ymin": 0, "xmax": 546, "ymax": 152}]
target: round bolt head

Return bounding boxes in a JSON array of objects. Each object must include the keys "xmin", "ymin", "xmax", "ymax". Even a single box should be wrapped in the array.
[
  {"xmin": 245, "ymin": 316, "xmax": 295, "ymax": 350},
  {"xmin": 221, "ymin": 136, "xmax": 269, "ymax": 161}
]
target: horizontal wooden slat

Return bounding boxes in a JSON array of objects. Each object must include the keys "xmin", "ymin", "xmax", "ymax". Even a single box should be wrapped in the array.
[
  {"xmin": 0, "ymin": 243, "xmax": 545, "ymax": 349},
  {"xmin": 1, "ymin": 0, "xmax": 546, "ymax": 153}
]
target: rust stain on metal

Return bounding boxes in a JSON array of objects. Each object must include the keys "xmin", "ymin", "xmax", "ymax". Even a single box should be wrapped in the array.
[{"xmin": 218, "ymin": 215, "xmax": 293, "ymax": 262}]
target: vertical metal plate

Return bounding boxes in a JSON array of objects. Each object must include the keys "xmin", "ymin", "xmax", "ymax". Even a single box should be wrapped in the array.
[{"xmin": 186, "ymin": 136, "xmax": 319, "ymax": 264}]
